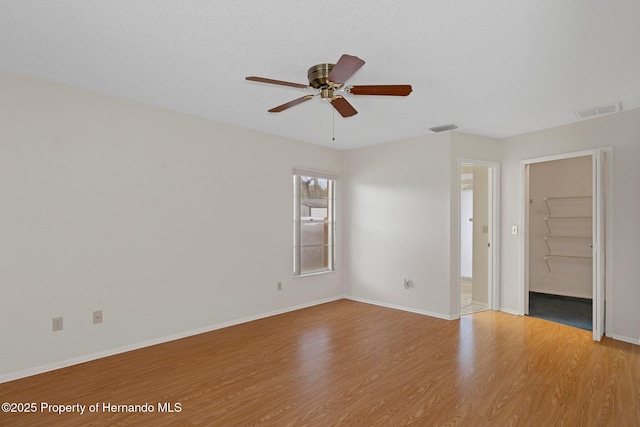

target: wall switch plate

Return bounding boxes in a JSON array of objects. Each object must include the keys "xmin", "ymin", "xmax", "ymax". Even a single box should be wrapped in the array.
[
  {"xmin": 277, "ymin": 281, "xmax": 282, "ymax": 291},
  {"xmin": 512, "ymin": 226, "xmax": 518, "ymax": 235},
  {"xmin": 93, "ymin": 310, "xmax": 103, "ymax": 324},
  {"xmin": 52, "ymin": 317, "xmax": 63, "ymax": 332}
]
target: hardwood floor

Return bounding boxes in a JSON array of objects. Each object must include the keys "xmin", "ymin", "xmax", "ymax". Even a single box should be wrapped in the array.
[{"xmin": 1, "ymin": 299, "xmax": 639, "ymax": 426}]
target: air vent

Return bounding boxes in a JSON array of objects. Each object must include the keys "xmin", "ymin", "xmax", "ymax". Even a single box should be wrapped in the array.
[
  {"xmin": 574, "ymin": 102, "xmax": 621, "ymax": 120},
  {"xmin": 429, "ymin": 123, "xmax": 458, "ymax": 132}
]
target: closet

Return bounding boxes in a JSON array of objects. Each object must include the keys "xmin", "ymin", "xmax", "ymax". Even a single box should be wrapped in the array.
[{"xmin": 528, "ymin": 156, "xmax": 592, "ymax": 329}]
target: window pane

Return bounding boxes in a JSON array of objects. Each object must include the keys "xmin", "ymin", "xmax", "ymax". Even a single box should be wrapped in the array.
[
  {"xmin": 299, "ymin": 176, "xmax": 328, "ymax": 219},
  {"xmin": 299, "ymin": 176, "xmax": 329, "ymax": 200},
  {"xmin": 300, "ymin": 246, "xmax": 329, "ymax": 274},
  {"xmin": 300, "ymin": 222, "xmax": 328, "ymax": 246}
]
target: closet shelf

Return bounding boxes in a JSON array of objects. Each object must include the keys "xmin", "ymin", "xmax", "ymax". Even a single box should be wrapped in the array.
[
  {"xmin": 544, "ymin": 235, "xmax": 591, "ymax": 239},
  {"xmin": 543, "ymin": 254, "xmax": 592, "ymax": 259},
  {"xmin": 543, "ymin": 216, "xmax": 592, "ymax": 219},
  {"xmin": 543, "ymin": 196, "xmax": 591, "ymax": 200},
  {"xmin": 540, "ymin": 194, "xmax": 593, "ymax": 272},
  {"xmin": 543, "ymin": 254, "xmax": 593, "ymax": 272},
  {"xmin": 543, "ymin": 235, "xmax": 592, "ymax": 253},
  {"xmin": 543, "ymin": 216, "xmax": 592, "ymax": 234},
  {"xmin": 543, "ymin": 196, "xmax": 592, "ymax": 215}
]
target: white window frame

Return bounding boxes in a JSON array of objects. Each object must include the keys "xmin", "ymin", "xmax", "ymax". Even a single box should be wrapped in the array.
[{"xmin": 293, "ymin": 169, "xmax": 338, "ymax": 276}]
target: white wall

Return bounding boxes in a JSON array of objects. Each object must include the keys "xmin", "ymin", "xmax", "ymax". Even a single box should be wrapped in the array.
[
  {"xmin": 500, "ymin": 108, "xmax": 640, "ymax": 342},
  {"xmin": 342, "ymin": 134, "xmax": 452, "ymax": 317},
  {"xmin": 0, "ymin": 72, "xmax": 343, "ymax": 378},
  {"xmin": 3, "ymin": 70, "xmax": 639, "ymax": 381},
  {"xmin": 343, "ymin": 132, "xmax": 500, "ymax": 318}
]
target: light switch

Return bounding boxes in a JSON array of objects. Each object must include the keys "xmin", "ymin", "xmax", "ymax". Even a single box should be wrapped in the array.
[{"xmin": 511, "ymin": 226, "xmax": 518, "ymax": 235}]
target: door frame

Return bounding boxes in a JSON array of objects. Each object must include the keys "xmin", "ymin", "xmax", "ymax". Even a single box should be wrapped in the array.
[
  {"xmin": 518, "ymin": 148, "xmax": 613, "ymax": 340},
  {"xmin": 455, "ymin": 158, "xmax": 500, "ymax": 317}
]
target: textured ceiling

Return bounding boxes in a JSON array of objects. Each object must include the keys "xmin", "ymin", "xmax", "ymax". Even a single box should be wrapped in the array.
[{"xmin": 1, "ymin": 1, "xmax": 639, "ymax": 150}]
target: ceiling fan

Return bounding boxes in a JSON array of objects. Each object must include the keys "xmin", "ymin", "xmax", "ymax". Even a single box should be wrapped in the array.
[{"xmin": 246, "ymin": 54, "xmax": 412, "ymax": 118}]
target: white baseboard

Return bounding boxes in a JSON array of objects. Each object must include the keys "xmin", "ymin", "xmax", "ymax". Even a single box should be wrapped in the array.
[
  {"xmin": 0, "ymin": 295, "xmax": 345, "ymax": 384},
  {"xmin": 471, "ymin": 300, "xmax": 489, "ymax": 310},
  {"xmin": 345, "ymin": 296, "xmax": 454, "ymax": 320},
  {"xmin": 607, "ymin": 334, "xmax": 640, "ymax": 345},
  {"xmin": 499, "ymin": 307, "xmax": 522, "ymax": 316},
  {"xmin": 5, "ymin": 295, "xmax": 636, "ymax": 384}
]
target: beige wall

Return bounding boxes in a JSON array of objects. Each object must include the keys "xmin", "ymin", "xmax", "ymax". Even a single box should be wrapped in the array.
[{"xmin": 0, "ymin": 71, "xmax": 344, "ymax": 379}]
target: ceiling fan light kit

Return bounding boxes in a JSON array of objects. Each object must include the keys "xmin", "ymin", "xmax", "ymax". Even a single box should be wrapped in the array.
[{"xmin": 246, "ymin": 54, "xmax": 412, "ymax": 118}]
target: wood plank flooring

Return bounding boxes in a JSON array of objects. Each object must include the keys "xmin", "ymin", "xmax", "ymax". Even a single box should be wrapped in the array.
[{"xmin": 1, "ymin": 299, "xmax": 639, "ymax": 426}]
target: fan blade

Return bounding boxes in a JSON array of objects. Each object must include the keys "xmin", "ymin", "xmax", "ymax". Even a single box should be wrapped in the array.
[
  {"xmin": 348, "ymin": 85, "xmax": 413, "ymax": 96},
  {"xmin": 328, "ymin": 54, "xmax": 365, "ymax": 85},
  {"xmin": 268, "ymin": 95, "xmax": 315, "ymax": 113},
  {"xmin": 246, "ymin": 76, "xmax": 309, "ymax": 89},
  {"xmin": 330, "ymin": 96, "xmax": 358, "ymax": 117}
]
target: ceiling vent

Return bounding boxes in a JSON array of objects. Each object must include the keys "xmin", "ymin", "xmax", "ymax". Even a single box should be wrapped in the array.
[
  {"xmin": 429, "ymin": 123, "xmax": 458, "ymax": 132},
  {"xmin": 574, "ymin": 102, "xmax": 621, "ymax": 120}
]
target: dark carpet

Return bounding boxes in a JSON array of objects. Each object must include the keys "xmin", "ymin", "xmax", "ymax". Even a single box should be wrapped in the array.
[{"xmin": 529, "ymin": 292, "xmax": 592, "ymax": 331}]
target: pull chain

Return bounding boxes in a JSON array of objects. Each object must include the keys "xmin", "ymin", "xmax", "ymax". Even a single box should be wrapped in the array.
[{"xmin": 332, "ymin": 107, "xmax": 335, "ymax": 141}]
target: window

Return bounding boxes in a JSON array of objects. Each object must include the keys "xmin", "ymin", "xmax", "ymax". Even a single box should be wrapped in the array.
[{"xmin": 293, "ymin": 169, "xmax": 337, "ymax": 276}]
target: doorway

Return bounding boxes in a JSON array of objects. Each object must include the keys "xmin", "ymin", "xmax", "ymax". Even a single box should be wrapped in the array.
[
  {"xmin": 459, "ymin": 161, "xmax": 498, "ymax": 316},
  {"xmin": 520, "ymin": 149, "xmax": 611, "ymax": 340},
  {"xmin": 526, "ymin": 156, "xmax": 593, "ymax": 330}
]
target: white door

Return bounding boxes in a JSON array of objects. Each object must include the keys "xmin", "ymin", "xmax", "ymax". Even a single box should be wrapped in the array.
[{"xmin": 592, "ymin": 149, "xmax": 606, "ymax": 341}]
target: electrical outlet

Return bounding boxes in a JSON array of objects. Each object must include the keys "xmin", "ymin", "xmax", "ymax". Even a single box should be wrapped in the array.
[
  {"xmin": 277, "ymin": 281, "xmax": 283, "ymax": 291},
  {"xmin": 52, "ymin": 317, "xmax": 63, "ymax": 332},
  {"xmin": 403, "ymin": 279, "xmax": 411, "ymax": 289},
  {"xmin": 93, "ymin": 310, "xmax": 103, "ymax": 324}
]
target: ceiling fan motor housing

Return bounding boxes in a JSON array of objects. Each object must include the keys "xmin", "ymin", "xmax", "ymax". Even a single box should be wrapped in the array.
[{"xmin": 308, "ymin": 63, "xmax": 340, "ymax": 95}]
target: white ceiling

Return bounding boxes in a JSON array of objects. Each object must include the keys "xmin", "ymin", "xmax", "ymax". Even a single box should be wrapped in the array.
[{"xmin": 1, "ymin": 1, "xmax": 639, "ymax": 150}]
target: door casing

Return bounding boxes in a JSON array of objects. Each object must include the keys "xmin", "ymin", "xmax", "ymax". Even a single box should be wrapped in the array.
[
  {"xmin": 519, "ymin": 148, "xmax": 612, "ymax": 340},
  {"xmin": 455, "ymin": 158, "xmax": 500, "ymax": 317}
]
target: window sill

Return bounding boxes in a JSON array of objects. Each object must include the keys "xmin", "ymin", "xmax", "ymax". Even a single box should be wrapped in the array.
[{"xmin": 294, "ymin": 270, "xmax": 335, "ymax": 278}]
